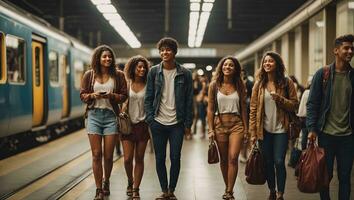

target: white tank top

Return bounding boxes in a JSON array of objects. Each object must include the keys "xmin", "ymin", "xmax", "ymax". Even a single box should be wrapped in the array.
[
  {"xmin": 128, "ymin": 86, "xmax": 146, "ymax": 124},
  {"xmin": 216, "ymin": 90, "xmax": 240, "ymax": 115},
  {"xmin": 263, "ymin": 89, "xmax": 285, "ymax": 133},
  {"xmin": 93, "ymin": 77, "xmax": 114, "ymax": 111}
]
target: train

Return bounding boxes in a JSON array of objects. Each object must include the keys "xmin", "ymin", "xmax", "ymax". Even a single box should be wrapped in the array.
[{"xmin": 0, "ymin": 1, "xmax": 92, "ymax": 156}]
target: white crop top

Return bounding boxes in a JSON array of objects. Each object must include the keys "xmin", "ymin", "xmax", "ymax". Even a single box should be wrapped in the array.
[{"xmin": 216, "ymin": 90, "xmax": 240, "ymax": 115}]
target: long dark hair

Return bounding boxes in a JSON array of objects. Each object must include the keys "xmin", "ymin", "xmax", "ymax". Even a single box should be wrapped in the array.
[
  {"xmin": 124, "ymin": 55, "xmax": 150, "ymax": 83},
  {"xmin": 90, "ymin": 45, "xmax": 116, "ymax": 77},
  {"xmin": 213, "ymin": 56, "xmax": 246, "ymax": 96},
  {"xmin": 257, "ymin": 51, "xmax": 286, "ymax": 87}
]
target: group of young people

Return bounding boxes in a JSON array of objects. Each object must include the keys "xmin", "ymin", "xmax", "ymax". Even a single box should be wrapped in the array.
[{"xmin": 80, "ymin": 34, "xmax": 354, "ymax": 200}]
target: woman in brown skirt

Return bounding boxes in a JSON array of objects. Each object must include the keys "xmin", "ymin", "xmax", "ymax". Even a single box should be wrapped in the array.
[
  {"xmin": 207, "ymin": 56, "xmax": 248, "ymax": 200},
  {"xmin": 121, "ymin": 55, "xmax": 150, "ymax": 200}
]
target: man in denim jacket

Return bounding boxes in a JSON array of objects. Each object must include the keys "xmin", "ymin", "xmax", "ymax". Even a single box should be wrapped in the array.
[
  {"xmin": 307, "ymin": 34, "xmax": 354, "ymax": 200},
  {"xmin": 144, "ymin": 37, "xmax": 193, "ymax": 200}
]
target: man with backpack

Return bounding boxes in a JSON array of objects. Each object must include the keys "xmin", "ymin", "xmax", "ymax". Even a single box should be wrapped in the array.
[{"xmin": 307, "ymin": 34, "xmax": 354, "ymax": 200}]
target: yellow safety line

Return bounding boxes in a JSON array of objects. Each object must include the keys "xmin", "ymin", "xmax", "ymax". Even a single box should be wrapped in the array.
[{"xmin": 0, "ymin": 129, "xmax": 87, "ymax": 176}]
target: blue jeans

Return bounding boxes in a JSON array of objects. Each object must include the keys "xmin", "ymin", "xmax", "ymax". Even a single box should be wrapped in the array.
[
  {"xmin": 150, "ymin": 120, "xmax": 185, "ymax": 192},
  {"xmin": 318, "ymin": 133, "xmax": 353, "ymax": 200},
  {"xmin": 260, "ymin": 131, "xmax": 288, "ymax": 193}
]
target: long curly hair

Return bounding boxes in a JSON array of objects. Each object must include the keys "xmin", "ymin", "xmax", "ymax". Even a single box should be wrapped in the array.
[
  {"xmin": 213, "ymin": 56, "xmax": 246, "ymax": 96},
  {"xmin": 90, "ymin": 45, "xmax": 116, "ymax": 76},
  {"xmin": 124, "ymin": 55, "xmax": 150, "ymax": 83},
  {"xmin": 257, "ymin": 51, "xmax": 286, "ymax": 87}
]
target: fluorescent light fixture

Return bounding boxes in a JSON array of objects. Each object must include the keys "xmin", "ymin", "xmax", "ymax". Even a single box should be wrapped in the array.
[
  {"xmin": 206, "ymin": 65, "xmax": 213, "ymax": 71},
  {"xmin": 190, "ymin": 3, "xmax": 200, "ymax": 11},
  {"xmin": 103, "ymin": 13, "xmax": 121, "ymax": 20},
  {"xmin": 197, "ymin": 69, "xmax": 204, "ymax": 76},
  {"xmin": 90, "ymin": 0, "xmax": 111, "ymax": 5},
  {"xmin": 183, "ymin": 63, "xmax": 196, "ymax": 69},
  {"xmin": 316, "ymin": 21, "xmax": 324, "ymax": 28},
  {"xmin": 190, "ymin": 0, "xmax": 201, "ymax": 2},
  {"xmin": 349, "ymin": 2, "xmax": 354, "ymax": 9},
  {"xmin": 96, "ymin": 4, "xmax": 117, "ymax": 13},
  {"xmin": 188, "ymin": 1, "xmax": 214, "ymax": 47},
  {"xmin": 202, "ymin": 3, "xmax": 213, "ymax": 12},
  {"xmin": 90, "ymin": 1, "xmax": 141, "ymax": 48}
]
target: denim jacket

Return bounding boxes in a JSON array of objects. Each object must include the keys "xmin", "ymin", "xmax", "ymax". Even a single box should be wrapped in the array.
[
  {"xmin": 144, "ymin": 62, "xmax": 193, "ymax": 128},
  {"xmin": 306, "ymin": 62, "xmax": 354, "ymax": 134}
]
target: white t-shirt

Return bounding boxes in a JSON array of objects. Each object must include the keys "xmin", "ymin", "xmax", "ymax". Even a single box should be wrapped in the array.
[
  {"xmin": 263, "ymin": 89, "xmax": 285, "ymax": 133},
  {"xmin": 128, "ymin": 86, "xmax": 146, "ymax": 124},
  {"xmin": 155, "ymin": 68, "xmax": 178, "ymax": 125},
  {"xmin": 297, "ymin": 89, "xmax": 309, "ymax": 117},
  {"xmin": 93, "ymin": 77, "xmax": 114, "ymax": 111},
  {"xmin": 216, "ymin": 90, "xmax": 240, "ymax": 115}
]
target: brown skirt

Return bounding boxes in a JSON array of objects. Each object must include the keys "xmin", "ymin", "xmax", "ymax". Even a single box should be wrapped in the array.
[
  {"xmin": 214, "ymin": 113, "xmax": 244, "ymax": 142},
  {"xmin": 120, "ymin": 121, "xmax": 150, "ymax": 142}
]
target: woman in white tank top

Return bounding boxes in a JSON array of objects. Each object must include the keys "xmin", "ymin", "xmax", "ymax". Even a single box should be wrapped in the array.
[
  {"xmin": 80, "ymin": 45, "xmax": 128, "ymax": 200},
  {"xmin": 121, "ymin": 55, "xmax": 150, "ymax": 199},
  {"xmin": 207, "ymin": 56, "xmax": 248, "ymax": 200}
]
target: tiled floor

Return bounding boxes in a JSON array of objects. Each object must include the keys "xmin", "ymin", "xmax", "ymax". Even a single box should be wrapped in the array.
[{"xmin": 62, "ymin": 131, "xmax": 353, "ymax": 200}]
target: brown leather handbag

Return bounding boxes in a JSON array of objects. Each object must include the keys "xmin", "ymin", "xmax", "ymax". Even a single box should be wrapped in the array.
[
  {"xmin": 245, "ymin": 142, "xmax": 266, "ymax": 185},
  {"xmin": 295, "ymin": 140, "xmax": 329, "ymax": 193},
  {"xmin": 208, "ymin": 137, "xmax": 219, "ymax": 164}
]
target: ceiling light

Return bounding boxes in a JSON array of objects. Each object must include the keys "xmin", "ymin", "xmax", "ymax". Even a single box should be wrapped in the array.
[
  {"xmin": 202, "ymin": 3, "xmax": 213, "ymax": 12},
  {"xmin": 103, "ymin": 13, "xmax": 121, "ymax": 20},
  {"xmin": 190, "ymin": 3, "xmax": 200, "ymax": 11},
  {"xmin": 90, "ymin": 0, "xmax": 111, "ymax": 5},
  {"xmin": 349, "ymin": 2, "xmax": 354, "ymax": 9},
  {"xmin": 206, "ymin": 65, "xmax": 213, "ymax": 71},
  {"xmin": 190, "ymin": 0, "xmax": 201, "ymax": 2},
  {"xmin": 96, "ymin": 4, "xmax": 117, "ymax": 13},
  {"xmin": 91, "ymin": 2, "xmax": 141, "ymax": 48},
  {"xmin": 197, "ymin": 69, "xmax": 204, "ymax": 76}
]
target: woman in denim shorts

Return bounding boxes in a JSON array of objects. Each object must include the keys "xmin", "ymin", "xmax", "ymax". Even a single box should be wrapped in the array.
[
  {"xmin": 121, "ymin": 55, "xmax": 150, "ymax": 199},
  {"xmin": 80, "ymin": 45, "xmax": 127, "ymax": 200},
  {"xmin": 207, "ymin": 56, "xmax": 248, "ymax": 200}
]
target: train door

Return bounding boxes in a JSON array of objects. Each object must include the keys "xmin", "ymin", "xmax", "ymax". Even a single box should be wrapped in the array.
[
  {"xmin": 60, "ymin": 54, "xmax": 70, "ymax": 118},
  {"xmin": 32, "ymin": 41, "xmax": 44, "ymax": 127}
]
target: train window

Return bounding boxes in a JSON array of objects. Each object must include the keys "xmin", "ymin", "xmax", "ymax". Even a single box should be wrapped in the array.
[
  {"xmin": 6, "ymin": 35, "xmax": 26, "ymax": 83},
  {"xmin": 74, "ymin": 60, "xmax": 84, "ymax": 89},
  {"xmin": 49, "ymin": 51, "xmax": 59, "ymax": 86},
  {"xmin": 0, "ymin": 32, "xmax": 5, "ymax": 84}
]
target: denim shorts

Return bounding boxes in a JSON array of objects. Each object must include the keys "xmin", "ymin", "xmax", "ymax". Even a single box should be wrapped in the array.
[{"xmin": 86, "ymin": 108, "xmax": 118, "ymax": 135}]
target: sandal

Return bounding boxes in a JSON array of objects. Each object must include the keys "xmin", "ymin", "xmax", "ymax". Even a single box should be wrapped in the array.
[
  {"xmin": 126, "ymin": 180, "xmax": 133, "ymax": 196},
  {"xmin": 132, "ymin": 188, "xmax": 140, "ymax": 200},
  {"xmin": 225, "ymin": 191, "xmax": 235, "ymax": 200},
  {"xmin": 155, "ymin": 192, "xmax": 169, "ymax": 200},
  {"xmin": 222, "ymin": 188, "xmax": 228, "ymax": 199},
  {"xmin": 93, "ymin": 188, "xmax": 104, "ymax": 200},
  {"xmin": 102, "ymin": 180, "xmax": 110, "ymax": 196}
]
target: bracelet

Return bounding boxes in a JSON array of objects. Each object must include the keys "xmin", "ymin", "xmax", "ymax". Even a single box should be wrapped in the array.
[{"xmin": 208, "ymin": 130, "xmax": 215, "ymax": 134}]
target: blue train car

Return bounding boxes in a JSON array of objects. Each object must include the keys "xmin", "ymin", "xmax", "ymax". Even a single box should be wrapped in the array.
[{"xmin": 0, "ymin": 1, "xmax": 92, "ymax": 152}]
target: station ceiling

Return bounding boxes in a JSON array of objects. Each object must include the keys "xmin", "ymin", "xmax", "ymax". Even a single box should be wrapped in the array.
[{"xmin": 6, "ymin": 0, "xmax": 308, "ymax": 48}]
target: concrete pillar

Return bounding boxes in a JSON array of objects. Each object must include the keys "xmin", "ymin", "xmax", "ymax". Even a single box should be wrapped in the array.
[
  {"xmin": 325, "ymin": 6, "xmax": 336, "ymax": 64},
  {"xmin": 281, "ymin": 34, "xmax": 290, "ymax": 72},
  {"xmin": 96, "ymin": 30, "xmax": 101, "ymax": 46},
  {"xmin": 294, "ymin": 25, "xmax": 309, "ymax": 85}
]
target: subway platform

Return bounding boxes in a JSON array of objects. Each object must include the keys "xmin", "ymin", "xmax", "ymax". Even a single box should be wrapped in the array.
[{"xmin": 0, "ymin": 126, "xmax": 352, "ymax": 200}]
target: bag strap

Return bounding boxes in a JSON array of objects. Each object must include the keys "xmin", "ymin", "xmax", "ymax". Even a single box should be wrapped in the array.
[
  {"xmin": 322, "ymin": 65, "xmax": 330, "ymax": 95},
  {"xmin": 213, "ymin": 83, "xmax": 224, "ymax": 127}
]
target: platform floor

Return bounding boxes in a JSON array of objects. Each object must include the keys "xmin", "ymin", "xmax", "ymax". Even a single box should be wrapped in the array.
[
  {"xmin": 61, "ymin": 134, "xmax": 352, "ymax": 200},
  {"xmin": 1, "ymin": 125, "xmax": 353, "ymax": 200}
]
